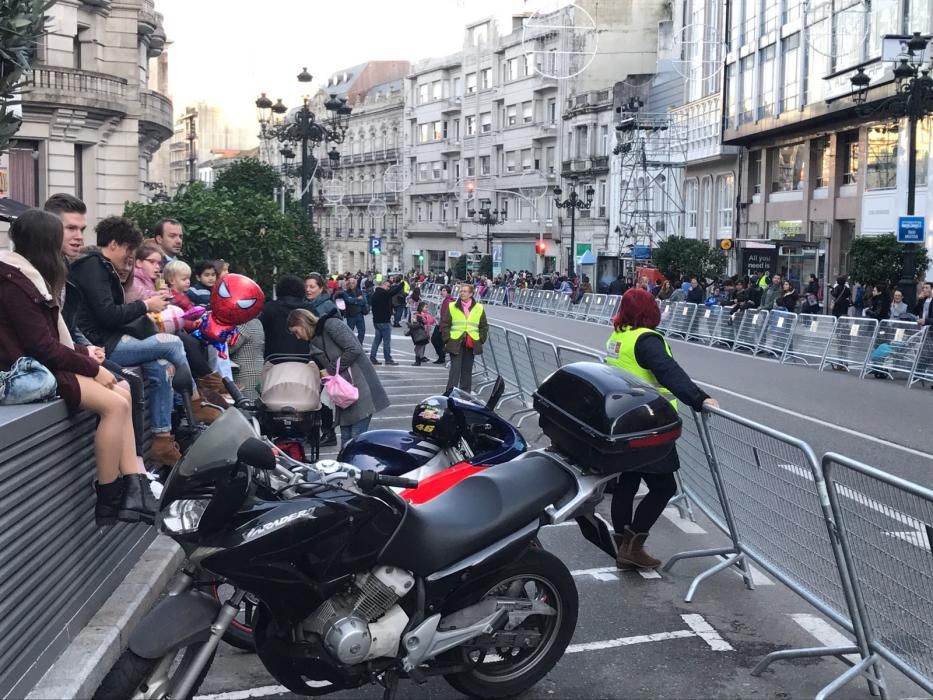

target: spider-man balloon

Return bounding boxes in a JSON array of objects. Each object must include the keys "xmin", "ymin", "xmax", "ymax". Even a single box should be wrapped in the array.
[{"xmin": 192, "ymin": 274, "xmax": 265, "ymax": 358}]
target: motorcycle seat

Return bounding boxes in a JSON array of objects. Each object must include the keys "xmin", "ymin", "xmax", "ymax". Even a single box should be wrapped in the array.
[{"xmin": 379, "ymin": 452, "xmax": 574, "ymax": 577}]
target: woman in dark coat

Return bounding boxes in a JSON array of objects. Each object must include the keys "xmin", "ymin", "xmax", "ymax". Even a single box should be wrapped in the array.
[
  {"xmin": 288, "ymin": 308, "xmax": 389, "ymax": 447},
  {"xmin": 604, "ymin": 288, "xmax": 719, "ymax": 568},
  {"xmin": 0, "ymin": 209, "xmax": 155, "ymax": 526},
  {"xmin": 830, "ymin": 275, "xmax": 851, "ymax": 318},
  {"xmin": 777, "ymin": 280, "xmax": 799, "ymax": 312}
]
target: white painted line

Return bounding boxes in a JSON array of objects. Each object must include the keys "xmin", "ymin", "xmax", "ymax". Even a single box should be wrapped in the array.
[
  {"xmin": 566, "ymin": 629, "xmax": 696, "ymax": 653},
  {"xmin": 637, "ymin": 567, "xmax": 663, "ymax": 580},
  {"xmin": 681, "ymin": 614, "xmax": 735, "ymax": 651},
  {"xmin": 571, "ymin": 566, "xmax": 619, "ymax": 582},
  {"xmin": 790, "ymin": 613, "xmax": 859, "ymax": 663},
  {"xmin": 196, "ymin": 682, "xmax": 326, "ymax": 700},
  {"xmin": 715, "ymin": 555, "xmax": 774, "ymax": 586},
  {"xmin": 487, "ymin": 312, "xmax": 933, "ymax": 463},
  {"xmin": 662, "ymin": 507, "xmax": 707, "ymax": 534}
]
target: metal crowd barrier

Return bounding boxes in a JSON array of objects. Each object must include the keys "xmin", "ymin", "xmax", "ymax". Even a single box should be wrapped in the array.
[
  {"xmin": 907, "ymin": 331, "xmax": 933, "ymax": 388},
  {"xmin": 861, "ymin": 321, "xmax": 928, "ymax": 381},
  {"xmin": 658, "ymin": 300, "xmax": 674, "ymax": 333},
  {"xmin": 686, "ymin": 304, "xmax": 725, "ymax": 344},
  {"xmin": 820, "ymin": 317, "xmax": 879, "ymax": 373},
  {"xmin": 666, "ymin": 302, "xmax": 698, "ymax": 340},
  {"xmin": 732, "ymin": 309, "xmax": 769, "ymax": 354},
  {"xmin": 756, "ymin": 310, "xmax": 798, "ymax": 360},
  {"xmin": 783, "ymin": 314, "xmax": 838, "ymax": 367},
  {"xmin": 822, "ymin": 454, "xmax": 933, "ymax": 697}
]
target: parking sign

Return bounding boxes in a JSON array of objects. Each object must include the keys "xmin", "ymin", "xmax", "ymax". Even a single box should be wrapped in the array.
[{"xmin": 897, "ymin": 216, "xmax": 925, "ymax": 243}]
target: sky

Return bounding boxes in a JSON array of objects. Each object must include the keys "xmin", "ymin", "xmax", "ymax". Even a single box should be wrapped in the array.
[{"xmin": 156, "ymin": 0, "xmax": 565, "ymax": 134}]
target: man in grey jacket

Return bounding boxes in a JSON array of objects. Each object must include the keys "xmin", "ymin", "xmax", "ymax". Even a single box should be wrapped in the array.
[{"xmin": 760, "ymin": 274, "xmax": 783, "ymax": 310}]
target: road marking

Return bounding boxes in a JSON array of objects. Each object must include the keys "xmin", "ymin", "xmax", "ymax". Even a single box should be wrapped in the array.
[
  {"xmin": 196, "ymin": 683, "xmax": 318, "ymax": 700},
  {"xmin": 486, "ymin": 313, "xmax": 933, "ymax": 462},
  {"xmin": 662, "ymin": 507, "xmax": 707, "ymax": 534},
  {"xmin": 571, "ymin": 566, "xmax": 620, "ymax": 581},
  {"xmin": 789, "ymin": 613, "xmax": 859, "ymax": 663},
  {"xmin": 566, "ymin": 629, "xmax": 696, "ymax": 653},
  {"xmin": 681, "ymin": 613, "xmax": 735, "ymax": 651}
]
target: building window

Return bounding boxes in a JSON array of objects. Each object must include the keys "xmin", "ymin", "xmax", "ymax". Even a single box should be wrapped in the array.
[
  {"xmin": 804, "ymin": 19, "xmax": 829, "ymax": 105},
  {"xmin": 480, "ymin": 68, "xmax": 492, "ymax": 90},
  {"xmin": 782, "ymin": 34, "xmax": 800, "ymax": 113},
  {"xmin": 547, "ymin": 98, "xmax": 557, "ymax": 124},
  {"xmin": 918, "ymin": 120, "xmax": 931, "ymax": 187},
  {"xmin": 432, "ymin": 120, "xmax": 444, "ymax": 141},
  {"xmin": 701, "ymin": 179, "xmax": 711, "ymax": 234},
  {"xmin": 575, "ymin": 125, "xmax": 588, "ymax": 157},
  {"xmin": 524, "ymin": 52, "xmax": 534, "ymax": 76},
  {"xmin": 480, "ymin": 155, "xmax": 490, "ymax": 175},
  {"xmin": 832, "ymin": 11, "xmax": 862, "ymax": 72},
  {"xmin": 685, "ymin": 180, "xmax": 698, "ymax": 229},
  {"xmin": 600, "ymin": 125, "xmax": 609, "ymax": 155},
  {"xmin": 418, "ymin": 162, "xmax": 429, "ymax": 181},
  {"xmin": 465, "ymin": 157, "xmax": 475, "ymax": 176},
  {"xmin": 466, "ymin": 73, "xmax": 476, "ymax": 94},
  {"xmin": 522, "ymin": 101, "xmax": 533, "ymax": 123},
  {"xmin": 471, "ymin": 23, "xmax": 488, "ymax": 46},
  {"xmin": 866, "ymin": 126, "xmax": 898, "ymax": 190},
  {"xmin": 842, "ymin": 132, "xmax": 859, "ymax": 185},
  {"xmin": 813, "ymin": 136, "xmax": 831, "ymax": 188},
  {"xmin": 453, "ymin": 77, "xmax": 461, "ymax": 96},
  {"xmin": 419, "ymin": 84, "xmax": 429, "ymax": 104},
  {"xmin": 598, "ymin": 180, "xmax": 607, "ymax": 218},
  {"xmin": 505, "ymin": 57, "xmax": 518, "ymax": 81},
  {"xmin": 740, "ymin": 56, "xmax": 754, "ymax": 124},
  {"xmin": 419, "ymin": 124, "xmax": 430, "ymax": 143},
  {"xmin": 416, "ymin": 204, "xmax": 424, "ymax": 222},
  {"xmin": 74, "ymin": 144, "xmax": 84, "ymax": 199},
  {"xmin": 784, "ymin": 0, "xmax": 801, "ymax": 23},
  {"xmin": 432, "ymin": 161, "xmax": 442, "ymax": 180},
  {"xmin": 718, "ymin": 174, "xmax": 734, "ymax": 229},
  {"xmin": 742, "ymin": 0, "xmax": 757, "ymax": 43},
  {"xmin": 771, "ymin": 143, "xmax": 806, "ymax": 192},
  {"xmin": 759, "ymin": 46, "xmax": 775, "ymax": 119},
  {"xmin": 545, "ymin": 146, "xmax": 556, "ymax": 174},
  {"xmin": 431, "ymin": 81, "xmax": 442, "ymax": 101},
  {"xmin": 480, "ymin": 112, "xmax": 492, "ymax": 133},
  {"xmin": 521, "ymin": 148, "xmax": 532, "ymax": 171},
  {"xmin": 725, "ymin": 63, "xmax": 737, "ymax": 127},
  {"xmin": 506, "ymin": 105, "xmax": 517, "ymax": 126},
  {"xmin": 762, "ymin": 0, "xmax": 779, "ymax": 33},
  {"xmin": 505, "ymin": 151, "xmax": 518, "ymax": 173},
  {"xmin": 465, "ymin": 115, "xmax": 475, "ymax": 136}
]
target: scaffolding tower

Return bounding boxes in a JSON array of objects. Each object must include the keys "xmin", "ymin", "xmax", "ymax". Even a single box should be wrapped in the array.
[{"xmin": 614, "ymin": 110, "xmax": 688, "ymax": 251}]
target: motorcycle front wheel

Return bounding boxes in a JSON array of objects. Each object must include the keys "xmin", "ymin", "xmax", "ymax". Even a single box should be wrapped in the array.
[
  {"xmin": 92, "ymin": 644, "xmax": 214, "ymax": 700},
  {"xmin": 210, "ymin": 581, "xmax": 258, "ymax": 651},
  {"xmin": 442, "ymin": 547, "xmax": 578, "ymax": 699}
]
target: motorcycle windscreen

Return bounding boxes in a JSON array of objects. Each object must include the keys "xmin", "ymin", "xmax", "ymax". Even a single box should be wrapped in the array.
[{"xmin": 174, "ymin": 408, "xmax": 259, "ymax": 477}]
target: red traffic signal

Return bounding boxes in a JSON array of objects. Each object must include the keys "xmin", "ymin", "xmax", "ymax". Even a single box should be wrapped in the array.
[{"xmin": 535, "ymin": 240, "xmax": 546, "ymax": 255}]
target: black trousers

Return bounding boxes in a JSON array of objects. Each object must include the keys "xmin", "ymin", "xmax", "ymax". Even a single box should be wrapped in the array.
[
  {"xmin": 610, "ymin": 450, "xmax": 679, "ymax": 535},
  {"xmin": 103, "ymin": 359, "xmax": 144, "ymax": 457},
  {"xmin": 431, "ymin": 326, "xmax": 445, "ymax": 361},
  {"xmin": 178, "ymin": 331, "xmax": 212, "ymax": 379},
  {"xmin": 446, "ymin": 348, "xmax": 475, "ymax": 393}
]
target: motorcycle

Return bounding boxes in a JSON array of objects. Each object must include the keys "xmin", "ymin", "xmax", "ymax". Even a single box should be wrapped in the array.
[{"xmin": 93, "ymin": 363, "xmax": 682, "ymax": 700}]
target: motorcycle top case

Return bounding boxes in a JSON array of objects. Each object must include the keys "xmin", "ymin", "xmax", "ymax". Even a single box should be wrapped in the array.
[{"xmin": 532, "ymin": 362, "xmax": 682, "ymax": 474}]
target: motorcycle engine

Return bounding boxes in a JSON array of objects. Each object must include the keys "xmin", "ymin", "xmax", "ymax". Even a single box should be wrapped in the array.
[{"xmin": 305, "ymin": 566, "xmax": 414, "ymax": 665}]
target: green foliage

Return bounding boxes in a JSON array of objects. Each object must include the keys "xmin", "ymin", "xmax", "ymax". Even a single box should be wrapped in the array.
[
  {"xmin": 0, "ymin": 0, "xmax": 51, "ymax": 153},
  {"xmin": 652, "ymin": 236, "xmax": 727, "ymax": 282},
  {"xmin": 479, "ymin": 254, "xmax": 492, "ymax": 278},
  {"xmin": 124, "ymin": 182, "xmax": 326, "ymax": 293},
  {"xmin": 453, "ymin": 254, "xmax": 467, "ymax": 280},
  {"xmin": 213, "ymin": 158, "xmax": 283, "ymax": 198},
  {"xmin": 847, "ymin": 234, "xmax": 931, "ymax": 289}
]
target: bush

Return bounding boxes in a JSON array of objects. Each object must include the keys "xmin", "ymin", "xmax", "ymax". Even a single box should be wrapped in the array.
[
  {"xmin": 847, "ymin": 234, "xmax": 930, "ymax": 289},
  {"xmin": 213, "ymin": 157, "xmax": 282, "ymax": 198},
  {"xmin": 0, "ymin": 1, "xmax": 50, "ymax": 154},
  {"xmin": 479, "ymin": 254, "xmax": 492, "ymax": 278},
  {"xmin": 652, "ymin": 236, "xmax": 727, "ymax": 283},
  {"xmin": 453, "ymin": 254, "xmax": 467, "ymax": 280}
]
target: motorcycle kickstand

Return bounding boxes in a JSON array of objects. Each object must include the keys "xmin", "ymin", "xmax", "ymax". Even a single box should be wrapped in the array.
[{"xmin": 380, "ymin": 670, "xmax": 399, "ymax": 700}]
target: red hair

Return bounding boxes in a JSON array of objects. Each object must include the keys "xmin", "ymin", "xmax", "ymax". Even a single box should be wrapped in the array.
[{"xmin": 613, "ymin": 288, "xmax": 661, "ymax": 330}]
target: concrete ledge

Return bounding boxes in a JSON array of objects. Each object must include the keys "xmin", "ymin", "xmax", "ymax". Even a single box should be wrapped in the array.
[{"xmin": 26, "ymin": 535, "xmax": 183, "ymax": 700}]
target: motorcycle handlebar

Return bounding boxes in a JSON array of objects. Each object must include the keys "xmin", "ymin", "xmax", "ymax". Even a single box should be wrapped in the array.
[
  {"xmin": 223, "ymin": 377, "xmax": 255, "ymax": 411},
  {"xmin": 358, "ymin": 470, "xmax": 419, "ymax": 492}
]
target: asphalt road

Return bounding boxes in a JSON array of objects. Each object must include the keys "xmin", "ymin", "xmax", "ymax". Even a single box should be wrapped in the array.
[{"xmin": 192, "ymin": 325, "xmax": 925, "ymax": 700}]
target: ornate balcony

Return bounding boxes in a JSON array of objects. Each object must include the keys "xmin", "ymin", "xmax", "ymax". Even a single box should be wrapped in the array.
[
  {"xmin": 24, "ymin": 65, "xmax": 128, "ymax": 117},
  {"xmin": 139, "ymin": 89, "xmax": 173, "ymax": 143}
]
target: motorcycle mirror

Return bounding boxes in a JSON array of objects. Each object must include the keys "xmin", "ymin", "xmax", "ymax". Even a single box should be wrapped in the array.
[
  {"xmin": 237, "ymin": 438, "xmax": 276, "ymax": 470},
  {"xmin": 485, "ymin": 376, "xmax": 505, "ymax": 410}
]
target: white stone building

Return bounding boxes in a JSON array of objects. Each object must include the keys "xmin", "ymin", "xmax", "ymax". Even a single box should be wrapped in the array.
[{"xmin": 2, "ymin": 0, "xmax": 173, "ymax": 243}]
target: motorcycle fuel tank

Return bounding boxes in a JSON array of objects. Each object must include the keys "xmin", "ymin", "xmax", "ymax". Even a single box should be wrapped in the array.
[{"xmin": 338, "ymin": 430, "xmax": 443, "ymax": 475}]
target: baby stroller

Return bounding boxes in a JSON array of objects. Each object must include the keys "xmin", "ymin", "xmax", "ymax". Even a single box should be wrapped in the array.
[{"xmin": 256, "ymin": 355, "xmax": 322, "ymax": 462}]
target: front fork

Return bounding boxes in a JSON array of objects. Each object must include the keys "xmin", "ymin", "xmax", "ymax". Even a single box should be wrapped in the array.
[{"xmin": 169, "ymin": 588, "xmax": 245, "ymax": 699}]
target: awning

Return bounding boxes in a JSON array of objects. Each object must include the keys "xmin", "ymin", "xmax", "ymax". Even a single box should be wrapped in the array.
[
  {"xmin": 0, "ymin": 198, "xmax": 31, "ymax": 222},
  {"xmin": 578, "ymin": 249, "xmax": 597, "ymax": 265}
]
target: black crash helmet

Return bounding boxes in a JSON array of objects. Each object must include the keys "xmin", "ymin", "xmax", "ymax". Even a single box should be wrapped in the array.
[{"xmin": 411, "ymin": 396, "xmax": 462, "ymax": 447}]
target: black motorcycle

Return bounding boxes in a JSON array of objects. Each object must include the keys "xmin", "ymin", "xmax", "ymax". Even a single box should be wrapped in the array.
[{"xmin": 94, "ymin": 363, "xmax": 682, "ymax": 699}]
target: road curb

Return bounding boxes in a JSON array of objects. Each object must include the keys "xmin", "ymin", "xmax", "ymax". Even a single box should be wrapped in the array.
[{"xmin": 26, "ymin": 535, "xmax": 183, "ymax": 700}]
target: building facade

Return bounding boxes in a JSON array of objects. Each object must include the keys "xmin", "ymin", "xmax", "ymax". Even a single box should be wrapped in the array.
[
  {"xmin": 721, "ymin": 0, "xmax": 933, "ymax": 287},
  {"xmin": 3, "ymin": 0, "xmax": 173, "ymax": 241}
]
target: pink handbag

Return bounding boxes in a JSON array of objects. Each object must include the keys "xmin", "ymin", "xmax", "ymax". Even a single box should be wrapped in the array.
[{"xmin": 323, "ymin": 358, "xmax": 359, "ymax": 409}]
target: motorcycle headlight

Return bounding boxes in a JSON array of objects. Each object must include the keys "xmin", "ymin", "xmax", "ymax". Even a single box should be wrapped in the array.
[{"xmin": 160, "ymin": 499, "xmax": 209, "ymax": 534}]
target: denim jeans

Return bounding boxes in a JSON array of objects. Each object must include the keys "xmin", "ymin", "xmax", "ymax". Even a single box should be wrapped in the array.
[
  {"xmin": 340, "ymin": 415, "xmax": 371, "ymax": 448},
  {"xmin": 109, "ymin": 333, "xmax": 189, "ymax": 434},
  {"xmin": 370, "ymin": 322, "xmax": 393, "ymax": 361},
  {"xmin": 0, "ymin": 357, "xmax": 57, "ymax": 404},
  {"xmin": 392, "ymin": 304, "xmax": 406, "ymax": 325},
  {"xmin": 346, "ymin": 314, "xmax": 366, "ymax": 344}
]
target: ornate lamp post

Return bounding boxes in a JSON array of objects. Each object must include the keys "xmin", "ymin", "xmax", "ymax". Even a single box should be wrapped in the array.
[
  {"xmin": 553, "ymin": 177, "xmax": 595, "ymax": 277},
  {"xmin": 850, "ymin": 33, "xmax": 933, "ymax": 303},
  {"xmin": 467, "ymin": 198, "xmax": 506, "ymax": 256},
  {"xmin": 255, "ymin": 67, "xmax": 352, "ymax": 225}
]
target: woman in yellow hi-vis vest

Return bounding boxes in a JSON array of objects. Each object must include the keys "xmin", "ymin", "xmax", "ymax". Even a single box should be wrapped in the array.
[
  {"xmin": 605, "ymin": 288, "xmax": 719, "ymax": 569},
  {"xmin": 440, "ymin": 284, "xmax": 488, "ymax": 393}
]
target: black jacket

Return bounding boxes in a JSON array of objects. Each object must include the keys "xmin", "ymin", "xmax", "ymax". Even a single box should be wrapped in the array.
[
  {"xmin": 65, "ymin": 251, "xmax": 148, "ymax": 355},
  {"xmin": 831, "ymin": 284, "xmax": 851, "ymax": 318},
  {"xmin": 336, "ymin": 287, "xmax": 367, "ymax": 317},
  {"xmin": 914, "ymin": 296, "xmax": 933, "ymax": 325},
  {"xmin": 259, "ymin": 295, "xmax": 314, "ymax": 359},
  {"xmin": 864, "ymin": 295, "xmax": 890, "ymax": 321},
  {"xmin": 609, "ymin": 279, "xmax": 627, "ymax": 296},
  {"xmin": 371, "ymin": 283, "xmax": 404, "ymax": 324},
  {"xmin": 686, "ymin": 286, "xmax": 705, "ymax": 305}
]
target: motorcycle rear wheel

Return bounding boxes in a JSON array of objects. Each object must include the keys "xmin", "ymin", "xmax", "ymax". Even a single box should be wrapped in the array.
[
  {"xmin": 92, "ymin": 644, "xmax": 213, "ymax": 700},
  {"xmin": 442, "ymin": 547, "xmax": 578, "ymax": 699}
]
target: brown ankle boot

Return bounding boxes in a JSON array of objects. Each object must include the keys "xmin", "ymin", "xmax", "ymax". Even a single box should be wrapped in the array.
[
  {"xmin": 192, "ymin": 399, "xmax": 222, "ymax": 425},
  {"xmin": 151, "ymin": 434, "xmax": 182, "ymax": 466},
  {"xmin": 197, "ymin": 372, "xmax": 231, "ymax": 404},
  {"xmin": 616, "ymin": 526, "xmax": 661, "ymax": 569}
]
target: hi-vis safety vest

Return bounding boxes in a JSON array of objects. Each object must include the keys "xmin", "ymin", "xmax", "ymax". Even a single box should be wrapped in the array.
[
  {"xmin": 403, "ymin": 280, "xmax": 411, "ymax": 294},
  {"xmin": 448, "ymin": 302, "xmax": 484, "ymax": 342},
  {"xmin": 605, "ymin": 327, "xmax": 678, "ymax": 409}
]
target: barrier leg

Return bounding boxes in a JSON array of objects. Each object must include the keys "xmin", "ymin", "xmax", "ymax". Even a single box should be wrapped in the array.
[
  {"xmin": 753, "ymin": 644, "xmax": 860, "ymax": 676},
  {"xmin": 663, "ymin": 545, "xmax": 734, "ymax": 572},
  {"xmin": 734, "ymin": 554, "xmax": 756, "ymax": 591},
  {"xmin": 681, "ymin": 551, "xmax": 747, "ymax": 603},
  {"xmin": 668, "ymin": 490, "xmax": 696, "ymax": 523},
  {"xmin": 509, "ymin": 407, "xmax": 537, "ymax": 427},
  {"xmin": 814, "ymin": 654, "xmax": 887, "ymax": 700}
]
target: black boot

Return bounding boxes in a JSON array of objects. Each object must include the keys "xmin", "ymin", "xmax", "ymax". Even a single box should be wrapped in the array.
[
  {"xmin": 95, "ymin": 479, "xmax": 124, "ymax": 528},
  {"xmin": 320, "ymin": 431, "xmax": 338, "ymax": 447},
  {"xmin": 117, "ymin": 473, "xmax": 157, "ymax": 525}
]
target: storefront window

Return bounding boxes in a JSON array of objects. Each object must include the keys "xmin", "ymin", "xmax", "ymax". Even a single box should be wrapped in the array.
[
  {"xmin": 771, "ymin": 143, "xmax": 806, "ymax": 192},
  {"xmin": 841, "ymin": 132, "xmax": 859, "ymax": 185},
  {"xmin": 866, "ymin": 125, "xmax": 898, "ymax": 190}
]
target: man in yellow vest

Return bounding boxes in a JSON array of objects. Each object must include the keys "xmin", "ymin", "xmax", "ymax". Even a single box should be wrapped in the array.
[
  {"xmin": 440, "ymin": 283, "xmax": 488, "ymax": 393},
  {"xmin": 604, "ymin": 288, "xmax": 718, "ymax": 569}
]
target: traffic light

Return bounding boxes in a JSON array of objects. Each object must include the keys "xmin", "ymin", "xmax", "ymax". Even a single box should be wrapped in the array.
[
  {"xmin": 465, "ymin": 180, "xmax": 475, "ymax": 194},
  {"xmin": 417, "ymin": 253, "xmax": 425, "ymax": 264},
  {"xmin": 536, "ymin": 240, "xmax": 546, "ymax": 256}
]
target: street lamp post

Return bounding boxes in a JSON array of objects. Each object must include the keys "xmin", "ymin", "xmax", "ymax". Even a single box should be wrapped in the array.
[
  {"xmin": 255, "ymin": 67, "xmax": 352, "ymax": 226},
  {"xmin": 553, "ymin": 178, "xmax": 595, "ymax": 278},
  {"xmin": 467, "ymin": 198, "xmax": 506, "ymax": 257},
  {"xmin": 850, "ymin": 33, "xmax": 933, "ymax": 304}
]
